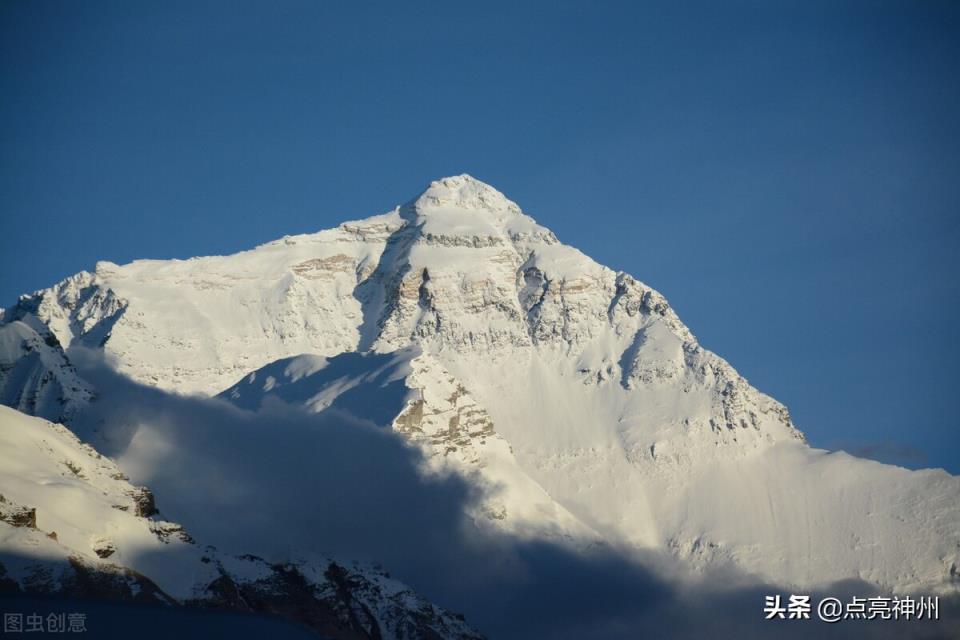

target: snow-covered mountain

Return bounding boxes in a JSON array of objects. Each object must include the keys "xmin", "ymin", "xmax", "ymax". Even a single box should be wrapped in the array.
[
  {"xmin": 0, "ymin": 404, "xmax": 482, "ymax": 639},
  {"xmin": 0, "ymin": 319, "xmax": 93, "ymax": 424},
  {"xmin": 2, "ymin": 174, "xmax": 958, "ymax": 621}
]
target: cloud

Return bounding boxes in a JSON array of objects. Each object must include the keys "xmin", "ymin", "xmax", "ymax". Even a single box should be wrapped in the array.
[{"xmin": 67, "ymin": 350, "xmax": 958, "ymax": 639}]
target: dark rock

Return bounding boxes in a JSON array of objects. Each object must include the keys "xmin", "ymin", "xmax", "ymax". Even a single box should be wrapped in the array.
[
  {"xmin": 0, "ymin": 495, "xmax": 37, "ymax": 529},
  {"xmin": 92, "ymin": 539, "xmax": 116, "ymax": 559},
  {"xmin": 130, "ymin": 487, "xmax": 158, "ymax": 517}
]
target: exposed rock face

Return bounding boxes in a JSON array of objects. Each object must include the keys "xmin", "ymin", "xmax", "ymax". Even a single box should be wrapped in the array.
[
  {"xmin": 194, "ymin": 556, "xmax": 483, "ymax": 640},
  {"xmin": 1, "ymin": 543, "xmax": 483, "ymax": 640},
  {"xmin": 129, "ymin": 486, "xmax": 158, "ymax": 517},
  {"xmin": 0, "ymin": 552, "xmax": 178, "ymax": 605},
  {"xmin": 0, "ymin": 406, "xmax": 484, "ymax": 640},
  {"xmin": 392, "ymin": 355, "xmax": 498, "ymax": 460},
  {"xmin": 90, "ymin": 536, "xmax": 117, "ymax": 559},
  {"xmin": 0, "ymin": 495, "xmax": 36, "ymax": 529}
]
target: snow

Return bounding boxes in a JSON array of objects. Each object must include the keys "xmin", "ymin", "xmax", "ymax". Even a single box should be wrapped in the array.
[
  {"xmin": 0, "ymin": 405, "xmax": 485, "ymax": 639},
  {"xmin": 0, "ymin": 405, "xmax": 212, "ymax": 598},
  {"xmin": 2, "ymin": 173, "xmax": 958, "ymax": 601},
  {"xmin": 0, "ymin": 320, "xmax": 94, "ymax": 424}
]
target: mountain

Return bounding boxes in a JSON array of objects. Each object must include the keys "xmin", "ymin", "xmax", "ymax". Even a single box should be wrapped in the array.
[
  {"xmin": 0, "ymin": 404, "xmax": 483, "ymax": 639},
  {"xmin": 1, "ymin": 175, "xmax": 958, "ymax": 621},
  {"xmin": 0, "ymin": 318, "xmax": 93, "ymax": 424}
]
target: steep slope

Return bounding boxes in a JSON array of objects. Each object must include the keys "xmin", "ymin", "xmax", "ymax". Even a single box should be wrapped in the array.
[
  {"xmin": 3, "ymin": 174, "xmax": 959, "ymax": 595},
  {"xmin": 220, "ymin": 348, "xmax": 600, "ymax": 543},
  {"xmin": 0, "ymin": 319, "xmax": 93, "ymax": 424},
  {"xmin": 222, "ymin": 348, "xmax": 960, "ymax": 593},
  {"xmin": 0, "ymin": 405, "xmax": 483, "ymax": 640}
]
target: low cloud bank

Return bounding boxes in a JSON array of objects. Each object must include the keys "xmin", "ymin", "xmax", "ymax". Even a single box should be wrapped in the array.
[{"xmin": 70, "ymin": 350, "xmax": 958, "ymax": 639}]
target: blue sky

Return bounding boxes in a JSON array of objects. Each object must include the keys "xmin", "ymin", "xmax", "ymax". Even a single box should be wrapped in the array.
[{"xmin": 2, "ymin": 0, "xmax": 958, "ymax": 472}]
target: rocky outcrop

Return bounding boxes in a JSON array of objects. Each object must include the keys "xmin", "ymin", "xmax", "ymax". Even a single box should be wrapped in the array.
[
  {"xmin": 129, "ymin": 486, "xmax": 158, "ymax": 517},
  {"xmin": 0, "ymin": 495, "xmax": 36, "ymax": 529},
  {"xmin": 193, "ymin": 556, "xmax": 483, "ymax": 640},
  {"xmin": 0, "ymin": 545, "xmax": 483, "ymax": 640}
]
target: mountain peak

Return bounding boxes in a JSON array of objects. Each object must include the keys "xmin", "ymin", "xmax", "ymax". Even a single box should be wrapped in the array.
[
  {"xmin": 4, "ymin": 175, "xmax": 958, "ymax": 604},
  {"xmin": 413, "ymin": 174, "xmax": 521, "ymax": 216}
]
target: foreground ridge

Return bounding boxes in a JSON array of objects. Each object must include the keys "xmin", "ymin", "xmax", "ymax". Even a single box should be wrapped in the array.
[{"xmin": 0, "ymin": 405, "xmax": 484, "ymax": 640}]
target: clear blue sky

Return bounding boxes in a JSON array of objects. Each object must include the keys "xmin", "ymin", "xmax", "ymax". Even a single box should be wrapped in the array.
[{"xmin": 2, "ymin": 1, "xmax": 957, "ymax": 472}]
